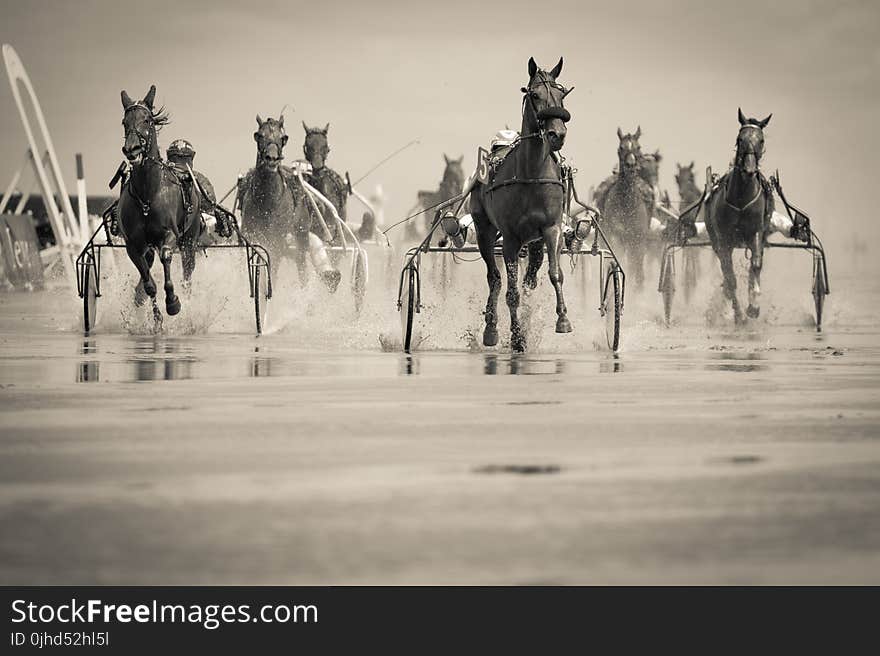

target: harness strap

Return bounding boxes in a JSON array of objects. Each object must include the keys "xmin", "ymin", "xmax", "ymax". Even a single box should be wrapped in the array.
[
  {"xmin": 486, "ymin": 177, "xmax": 565, "ymax": 194},
  {"xmin": 723, "ymin": 176, "xmax": 763, "ymax": 212}
]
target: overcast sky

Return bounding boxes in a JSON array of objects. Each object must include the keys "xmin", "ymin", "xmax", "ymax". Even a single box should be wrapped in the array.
[{"xmin": 1, "ymin": 0, "xmax": 878, "ymax": 257}]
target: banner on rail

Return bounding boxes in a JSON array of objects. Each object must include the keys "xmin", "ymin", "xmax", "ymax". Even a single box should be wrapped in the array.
[{"xmin": 0, "ymin": 213, "xmax": 43, "ymax": 290}]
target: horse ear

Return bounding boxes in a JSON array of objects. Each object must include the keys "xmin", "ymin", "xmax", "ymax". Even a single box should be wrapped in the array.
[
  {"xmin": 654, "ymin": 149, "xmax": 662, "ymax": 161},
  {"xmin": 617, "ymin": 127, "xmax": 624, "ymax": 140},
  {"xmin": 549, "ymin": 57, "xmax": 563, "ymax": 79},
  {"xmin": 443, "ymin": 153, "xmax": 450, "ymax": 165},
  {"xmin": 324, "ymin": 123, "xmax": 330, "ymax": 134},
  {"xmin": 690, "ymin": 160, "xmax": 695, "ymax": 169},
  {"xmin": 528, "ymin": 57, "xmax": 538, "ymax": 78},
  {"xmin": 256, "ymin": 114, "xmax": 264, "ymax": 127},
  {"xmin": 278, "ymin": 114, "xmax": 284, "ymax": 127},
  {"xmin": 457, "ymin": 155, "xmax": 464, "ymax": 164},
  {"xmin": 302, "ymin": 120, "xmax": 309, "ymax": 134},
  {"xmin": 635, "ymin": 125, "xmax": 641, "ymax": 139},
  {"xmin": 121, "ymin": 90, "xmax": 134, "ymax": 109},
  {"xmin": 759, "ymin": 113, "xmax": 772, "ymax": 128},
  {"xmin": 143, "ymin": 85, "xmax": 156, "ymax": 109},
  {"xmin": 738, "ymin": 107, "xmax": 747, "ymax": 126}
]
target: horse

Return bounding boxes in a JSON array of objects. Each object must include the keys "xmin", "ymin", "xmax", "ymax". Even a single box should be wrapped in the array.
[
  {"xmin": 404, "ymin": 154, "xmax": 464, "ymax": 242},
  {"xmin": 674, "ymin": 161, "xmax": 703, "ymax": 299},
  {"xmin": 704, "ymin": 109, "xmax": 773, "ymax": 324},
  {"xmin": 118, "ymin": 85, "xmax": 201, "ymax": 318},
  {"xmin": 238, "ymin": 115, "xmax": 340, "ymax": 290},
  {"xmin": 600, "ymin": 127, "xmax": 654, "ymax": 289},
  {"xmin": 469, "ymin": 56, "xmax": 572, "ymax": 352},
  {"xmin": 302, "ymin": 122, "xmax": 349, "ymax": 241}
]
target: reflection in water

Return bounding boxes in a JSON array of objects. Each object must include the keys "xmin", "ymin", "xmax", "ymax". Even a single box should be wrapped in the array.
[
  {"xmin": 599, "ymin": 353, "xmax": 622, "ymax": 374},
  {"xmin": 483, "ymin": 354, "xmax": 570, "ymax": 376},
  {"xmin": 707, "ymin": 351, "xmax": 767, "ymax": 373},
  {"xmin": 77, "ymin": 340, "xmax": 100, "ymax": 383},
  {"xmin": 400, "ymin": 355, "xmax": 419, "ymax": 376},
  {"xmin": 250, "ymin": 346, "xmax": 277, "ymax": 378},
  {"xmin": 126, "ymin": 338, "xmax": 197, "ymax": 381}
]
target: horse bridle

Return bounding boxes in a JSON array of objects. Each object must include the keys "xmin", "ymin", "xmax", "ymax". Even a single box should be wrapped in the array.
[
  {"xmin": 520, "ymin": 72, "xmax": 572, "ymax": 140},
  {"xmin": 123, "ymin": 103, "xmax": 158, "ymax": 162},
  {"xmin": 725, "ymin": 124, "xmax": 766, "ymax": 212},
  {"xmin": 733, "ymin": 124, "xmax": 765, "ymax": 173},
  {"xmin": 256, "ymin": 124, "xmax": 288, "ymax": 164}
]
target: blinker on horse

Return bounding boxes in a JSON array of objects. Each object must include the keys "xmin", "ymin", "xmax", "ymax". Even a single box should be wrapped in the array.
[
  {"xmin": 118, "ymin": 85, "xmax": 202, "ymax": 318},
  {"xmin": 469, "ymin": 56, "xmax": 572, "ymax": 352}
]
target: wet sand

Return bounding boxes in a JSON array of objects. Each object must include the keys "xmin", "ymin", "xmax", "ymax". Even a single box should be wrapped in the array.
[{"xmin": 1, "ymin": 263, "xmax": 879, "ymax": 585}]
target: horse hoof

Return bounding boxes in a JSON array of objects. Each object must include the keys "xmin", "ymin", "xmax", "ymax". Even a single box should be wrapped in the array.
[
  {"xmin": 166, "ymin": 296, "xmax": 181, "ymax": 316},
  {"xmin": 746, "ymin": 305, "xmax": 760, "ymax": 319},
  {"xmin": 734, "ymin": 312, "xmax": 747, "ymax": 326},
  {"xmin": 143, "ymin": 281, "xmax": 157, "ymax": 298},
  {"xmin": 556, "ymin": 316, "xmax": 573, "ymax": 333},
  {"xmin": 321, "ymin": 270, "xmax": 342, "ymax": 293},
  {"xmin": 511, "ymin": 334, "xmax": 527, "ymax": 353},
  {"xmin": 523, "ymin": 275, "xmax": 538, "ymax": 290},
  {"xmin": 134, "ymin": 283, "xmax": 147, "ymax": 307},
  {"xmin": 483, "ymin": 326, "xmax": 498, "ymax": 347}
]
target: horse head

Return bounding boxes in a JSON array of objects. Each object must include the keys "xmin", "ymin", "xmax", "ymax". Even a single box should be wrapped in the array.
[
  {"xmin": 522, "ymin": 56, "xmax": 572, "ymax": 151},
  {"xmin": 675, "ymin": 161, "xmax": 696, "ymax": 190},
  {"xmin": 441, "ymin": 154, "xmax": 464, "ymax": 196},
  {"xmin": 616, "ymin": 126, "xmax": 643, "ymax": 175},
  {"xmin": 734, "ymin": 108, "xmax": 771, "ymax": 179},
  {"xmin": 302, "ymin": 122, "xmax": 331, "ymax": 171},
  {"xmin": 640, "ymin": 149, "xmax": 662, "ymax": 186},
  {"xmin": 120, "ymin": 85, "xmax": 167, "ymax": 164},
  {"xmin": 254, "ymin": 114, "xmax": 288, "ymax": 171}
]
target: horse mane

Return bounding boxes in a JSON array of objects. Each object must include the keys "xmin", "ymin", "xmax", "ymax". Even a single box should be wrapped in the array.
[{"xmin": 151, "ymin": 105, "xmax": 171, "ymax": 131}]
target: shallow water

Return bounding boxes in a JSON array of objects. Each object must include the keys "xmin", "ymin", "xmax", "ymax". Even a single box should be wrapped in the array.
[{"xmin": 0, "ymin": 247, "xmax": 879, "ymax": 584}]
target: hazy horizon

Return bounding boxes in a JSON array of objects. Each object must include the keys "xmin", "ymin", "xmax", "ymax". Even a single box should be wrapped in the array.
[{"xmin": 1, "ymin": 0, "xmax": 878, "ymax": 266}]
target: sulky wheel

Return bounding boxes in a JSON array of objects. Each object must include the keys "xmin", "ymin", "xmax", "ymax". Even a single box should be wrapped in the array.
[
  {"xmin": 253, "ymin": 265, "xmax": 269, "ymax": 335},
  {"xmin": 813, "ymin": 257, "xmax": 827, "ymax": 333},
  {"xmin": 400, "ymin": 264, "xmax": 417, "ymax": 353},
  {"xmin": 353, "ymin": 249, "xmax": 368, "ymax": 315},
  {"xmin": 659, "ymin": 249, "xmax": 676, "ymax": 326},
  {"xmin": 604, "ymin": 264, "xmax": 622, "ymax": 352},
  {"xmin": 82, "ymin": 255, "xmax": 98, "ymax": 334}
]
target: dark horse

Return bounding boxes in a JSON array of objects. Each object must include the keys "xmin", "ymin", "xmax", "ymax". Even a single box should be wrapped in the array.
[
  {"xmin": 704, "ymin": 109, "xmax": 773, "ymax": 323},
  {"xmin": 675, "ymin": 161, "xmax": 702, "ymax": 296},
  {"xmin": 118, "ymin": 85, "xmax": 201, "ymax": 317},
  {"xmin": 238, "ymin": 115, "xmax": 339, "ymax": 289},
  {"xmin": 600, "ymin": 127, "xmax": 654, "ymax": 289},
  {"xmin": 302, "ymin": 122, "xmax": 348, "ymax": 241},
  {"xmin": 469, "ymin": 56, "xmax": 572, "ymax": 352},
  {"xmin": 404, "ymin": 154, "xmax": 464, "ymax": 242}
]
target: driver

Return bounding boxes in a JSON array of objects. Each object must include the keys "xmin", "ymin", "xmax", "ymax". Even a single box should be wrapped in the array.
[{"xmin": 166, "ymin": 139, "xmax": 229, "ymax": 237}]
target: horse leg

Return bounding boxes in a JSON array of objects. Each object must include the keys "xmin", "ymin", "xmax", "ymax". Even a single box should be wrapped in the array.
[
  {"xmin": 544, "ymin": 224, "xmax": 572, "ymax": 333},
  {"xmin": 746, "ymin": 231, "xmax": 764, "ymax": 319},
  {"xmin": 160, "ymin": 232, "xmax": 181, "ymax": 316},
  {"xmin": 134, "ymin": 248, "xmax": 155, "ymax": 306},
  {"xmin": 523, "ymin": 241, "xmax": 544, "ymax": 290},
  {"xmin": 292, "ymin": 232, "xmax": 310, "ymax": 288},
  {"xmin": 502, "ymin": 238, "xmax": 525, "ymax": 352},
  {"xmin": 181, "ymin": 239, "xmax": 196, "ymax": 283},
  {"xmin": 475, "ymin": 218, "xmax": 501, "ymax": 347},
  {"xmin": 127, "ymin": 244, "xmax": 156, "ymax": 301},
  {"xmin": 717, "ymin": 246, "xmax": 744, "ymax": 324},
  {"xmin": 631, "ymin": 237, "xmax": 645, "ymax": 290}
]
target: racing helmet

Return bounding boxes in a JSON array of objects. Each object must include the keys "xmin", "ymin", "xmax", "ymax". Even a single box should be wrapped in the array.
[{"xmin": 167, "ymin": 139, "xmax": 196, "ymax": 163}]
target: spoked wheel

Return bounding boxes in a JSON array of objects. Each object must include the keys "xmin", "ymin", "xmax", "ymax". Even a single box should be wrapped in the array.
[
  {"xmin": 82, "ymin": 255, "xmax": 98, "ymax": 333},
  {"xmin": 353, "ymin": 249, "xmax": 368, "ymax": 315},
  {"xmin": 603, "ymin": 264, "xmax": 622, "ymax": 351},
  {"xmin": 399, "ymin": 264, "xmax": 418, "ymax": 353},
  {"xmin": 659, "ymin": 249, "xmax": 676, "ymax": 326},
  {"xmin": 813, "ymin": 255, "xmax": 827, "ymax": 332},
  {"xmin": 253, "ymin": 265, "xmax": 269, "ymax": 335}
]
